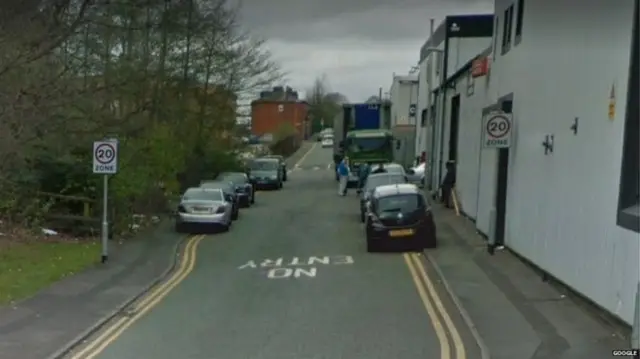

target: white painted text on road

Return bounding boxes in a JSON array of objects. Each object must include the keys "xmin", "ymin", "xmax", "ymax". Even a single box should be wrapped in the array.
[{"xmin": 237, "ymin": 255, "xmax": 354, "ymax": 279}]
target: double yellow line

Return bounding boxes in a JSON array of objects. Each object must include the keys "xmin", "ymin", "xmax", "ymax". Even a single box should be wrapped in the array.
[
  {"xmin": 70, "ymin": 234, "xmax": 205, "ymax": 359},
  {"xmin": 404, "ymin": 253, "xmax": 466, "ymax": 359}
]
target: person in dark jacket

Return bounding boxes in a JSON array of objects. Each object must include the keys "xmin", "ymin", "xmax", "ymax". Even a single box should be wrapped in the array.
[
  {"xmin": 441, "ymin": 160, "xmax": 456, "ymax": 208},
  {"xmin": 357, "ymin": 161, "xmax": 372, "ymax": 192}
]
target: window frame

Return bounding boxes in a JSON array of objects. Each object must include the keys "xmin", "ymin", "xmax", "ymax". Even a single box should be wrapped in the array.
[
  {"xmin": 514, "ymin": 0, "xmax": 525, "ymax": 46},
  {"xmin": 501, "ymin": 5, "xmax": 514, "ymax": 55},
  {"xmin": 617, "ymin": 0, "xmax": 639, "ymax": 233}
]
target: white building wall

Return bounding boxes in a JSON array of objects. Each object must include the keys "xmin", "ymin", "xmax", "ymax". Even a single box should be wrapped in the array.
[
  {"xmin": 485, "ymin": 0, "xmax": 638, "ymax": 324},
  {"xmin": 390, "ymin": 75, "xmax": 419, "ymax": 127},
  {"xmin": 446, "ymin": 37, "xmax": 493, "ymax": 78}
]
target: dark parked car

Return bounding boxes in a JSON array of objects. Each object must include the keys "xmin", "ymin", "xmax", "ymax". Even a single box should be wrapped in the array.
[
  {"xmin": 216, "ymin": 172, "xmax": 255, "ymax": 207},
  {"xmin": 262, "ymin": 155, "xmax": 287, "ymax": 181},
  {"xmin": 248, "ymin": 158, "xmax": 283, "ymax": 190},
  {"xmin": 364, "ymin": 183, "xmax": 436, "ymax": 252},
  {"xmin": 199, "ymin": 180, "xmax": 240, "ymax": 220},
  {"xmin": 359, "ymin": 173, "xmax": 407, "ymax": 223}
]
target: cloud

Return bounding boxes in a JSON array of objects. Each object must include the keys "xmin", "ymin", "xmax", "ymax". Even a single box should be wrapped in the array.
[{"xmin": 235, "ymin": 0, "xmax": 494, "ymax": 101}]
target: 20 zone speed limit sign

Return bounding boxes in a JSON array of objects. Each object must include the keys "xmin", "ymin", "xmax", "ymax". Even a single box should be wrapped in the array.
[
  {"xmin": 482, "ymin": 112, "xmax": 513, "ymax": 149},
  {"xmin": 93, "ymin": 140, "xmax": 119, "ymax": 174}
]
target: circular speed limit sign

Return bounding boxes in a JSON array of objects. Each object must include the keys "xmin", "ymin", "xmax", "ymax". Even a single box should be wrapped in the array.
[
  {"xmin": 486, "ymin": 114, "xmax": 511, "ymax": 138},
  {"xmin": 483, "ymin": 112, "xmax": 513, "ymax": 149},
  {"xmin": 94, "ymin": 143, "xmax": 116, "ymax": 164}
]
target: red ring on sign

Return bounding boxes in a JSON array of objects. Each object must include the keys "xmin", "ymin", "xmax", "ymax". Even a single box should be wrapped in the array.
[
  {"xmin": 486, "ymin": 115, "xmax": 511, "ymax": 139},
  {"xmin": 95, "ymin": 143, "xmax": 116, "ymax": 165}
]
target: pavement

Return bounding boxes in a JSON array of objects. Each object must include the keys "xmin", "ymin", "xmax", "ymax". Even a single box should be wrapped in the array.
[
  {"xmin": 0, "ymin": 141, "xmax": 630, "ymax": 359},
  {"xmin": 427, "ymin": 206, "xmax": 632, "ymax": 359}
]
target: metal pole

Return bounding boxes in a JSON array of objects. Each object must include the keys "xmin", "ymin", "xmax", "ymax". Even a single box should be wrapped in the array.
[
  {"xmin": 487, "ymin": 207, "xmax": 497, "ymax": 255},
  {"xmin": 632, "ymin": 280, "xmax": 639, "ymax": 349},
  {"xmin": 101, "ymin": 174, "xmax": 109, "ymax": 263},
  {"xmin": 427, "ymin": 18, "xmax": 435, "ymax": 189}
]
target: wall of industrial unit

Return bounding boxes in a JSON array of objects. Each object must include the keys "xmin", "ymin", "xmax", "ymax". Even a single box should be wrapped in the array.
[
  {"xmin": 449, "ymin": 0, "xmax": 639, "ymax": 325},
  {"xmin": 415, "ymin": 44, "xmax": 444, "ymax": 170},
  {"xmin": 390, "ymin": 75, "xmax": 419, "ymax": 127},
  {"xmin": 420, "ymin": 14, "xmax": 494, "ymax": 189}
]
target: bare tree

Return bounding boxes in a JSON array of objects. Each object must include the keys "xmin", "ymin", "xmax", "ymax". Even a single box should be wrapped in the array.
[{"xmin": 305, "ymin": 75, "xmax": 347, "ymax": 129}]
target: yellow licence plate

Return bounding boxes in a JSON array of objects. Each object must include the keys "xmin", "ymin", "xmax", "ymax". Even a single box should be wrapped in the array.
[{"xmin": 389, "ymin": 229, "xmax": 414, "ymax": 237}]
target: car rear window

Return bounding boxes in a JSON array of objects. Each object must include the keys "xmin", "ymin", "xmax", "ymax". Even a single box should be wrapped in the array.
[
  {"xmin": 377, "ymin": 194, "xmax": 422, "ymax": 212},
  {"xmin": 366, "ymin": 174, "xmax": 406, "ymax": 190},
  {"xmin": 250, "ymin": 160, "xmax": 279, "ymax": 170},
  {"xmin": 219, "ymin": 173, "xmax": 247, "ymax": 183},
  {"xmin": 183, "ymin": 189, "xmax": 223, "ymax": 201}
]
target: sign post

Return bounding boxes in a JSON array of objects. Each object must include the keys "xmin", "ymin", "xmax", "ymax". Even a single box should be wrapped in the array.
[
  {"xmin": 482, "ymin": 112, "xmax": 513, "ymax": 149},
  {"xmin": 93, "ymin": 140, "xmax": 118, "ymax": 263}
]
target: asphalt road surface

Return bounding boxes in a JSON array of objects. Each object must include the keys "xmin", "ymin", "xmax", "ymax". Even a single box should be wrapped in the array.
[{"xmin": 65, "ymin": 144, "xmax": 482, "ymax": 359}]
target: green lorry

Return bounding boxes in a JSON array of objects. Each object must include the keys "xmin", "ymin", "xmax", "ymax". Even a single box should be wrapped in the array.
[{"xmin": 333, "ymin": 103, "xmax": 394, "ymax": 184}]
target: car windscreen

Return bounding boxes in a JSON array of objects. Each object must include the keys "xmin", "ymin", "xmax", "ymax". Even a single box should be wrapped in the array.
[
  {"xmin": 183, "ymin": 189, "xmax": 223, "ymax": 202},
  {"xmin": 250, "ymin": 160, "xmax": 279, "ymax": 171},
  {"xmin": 365, "ymin": 174, "xmax": 406, "ymax": 191},
  {"xmin": 377, "ymin": 194, "xmax": 421, "ymax": 213},
  {"xmin": 346, "ymin": 136, "xmax": 391, "ymax": 152},
  {"xmin": 219, "ymin": 173, "xmax": 247, "ymax": 183}
]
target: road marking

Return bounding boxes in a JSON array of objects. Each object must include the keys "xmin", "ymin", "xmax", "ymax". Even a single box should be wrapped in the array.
[
  {"xmin": 293, "ymin": 142, "xmax": 317, "ymax": 168},
  {"xmin": 407, "ymin": 253, "xmax": 466, "ymax": 359},
  {"xmin": 327, "ymin": 163, "xmax": 332, "ymax": 169},
  {"xmin": 313, "ymin": 166, "xmax": 320, "ymax": 170},
  {"xmin": 404, "ymin": 253, "xmax": 451, "ymax": 359},
  {"xmin": 71, "ymin": 235, "xmax": 204, "ymax": 359}
]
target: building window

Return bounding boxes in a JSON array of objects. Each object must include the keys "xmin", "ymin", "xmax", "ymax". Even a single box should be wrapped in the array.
[
  {"xmin": 617, "ymin": 0, "xmax": 639, "ymax": 233},
  {"xmin": 501, "ymin": 5, "xmax": 514, "ymax": 55},
  {"xmin": 514, "ymin": 0, "xmax": 525, "ymax": 45}
]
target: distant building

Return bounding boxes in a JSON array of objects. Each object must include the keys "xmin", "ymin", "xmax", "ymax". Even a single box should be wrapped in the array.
[{"xmin": 250, "ymin": 86, "xmax": 309, "ymax": 143}]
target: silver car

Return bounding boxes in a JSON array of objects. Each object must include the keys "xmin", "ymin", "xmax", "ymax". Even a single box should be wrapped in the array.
[{"xmin": 175, "ymin": 187, "xmax": 233, "ymax": 233}]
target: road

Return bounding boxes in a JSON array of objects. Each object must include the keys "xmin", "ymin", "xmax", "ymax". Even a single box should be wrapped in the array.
[{"xmin": 65, "ymin": 143, "xmax": 482, "ymax": 359}]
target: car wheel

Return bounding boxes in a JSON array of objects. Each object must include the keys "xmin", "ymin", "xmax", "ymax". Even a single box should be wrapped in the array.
[{"xmin": 251, "ymin": 192, "xmax": 255, "ymax": 204}]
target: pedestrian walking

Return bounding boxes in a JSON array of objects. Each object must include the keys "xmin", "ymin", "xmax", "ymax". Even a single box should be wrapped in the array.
[{"xmin": 337, "ymin": 156, "xmax": 350, "ymax": 196}]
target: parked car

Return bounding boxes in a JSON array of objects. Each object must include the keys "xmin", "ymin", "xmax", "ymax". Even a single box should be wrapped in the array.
[
  {"xmin": 199, "ymin": 180, "xmax": 240, "ymax": 220},
  {"xmin": 216, "ymin": 172, "xmax": 255, "ymax": 207},
  {"xmin": 175, "ymin": 187, "xmax": 233, "ymax": 233},
  {"xmin": 359, "ymin": 173, "xmax": 407, "ymax": 222},
  {"xmin": 380, "ymin": 162, "xmax": 406, "ymax": 177},
  {"xmin": 262, "ymin": 154, "xmax": 287, "ymax": 181},
  {"xmin": 406, "ymin": 162, "xmax": 426, "ymax": 188},
  {"xmin": 364, "ymin": 183, "xmax": 436, "ymax": 252},
  {"xmin": 321, "ymin": 134, "xmax": 334, "ymax": 148},
  {"xmin": 248, "ymin": 158, "xmax": 283, "ymax": 190}
]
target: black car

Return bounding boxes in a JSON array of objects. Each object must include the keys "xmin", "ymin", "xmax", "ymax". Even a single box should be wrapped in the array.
[
  {"xmin": 262, "ymin": 155, "xmax": 287, "ymax": 181},
  {"xmin": 359, "ymin": 173, "xmax": 407, "ymax": 223},
  {"xmin": 364, "ymin": 183, "xmax": 436, "ymax": 252},
  {"xmin": 199, "ymin": 180, "xmax": 240, "ymax": 220},
  {"xmin": 216, "ymin": 172, "xmax": 255, "ymax": 207},
  {"xmin": 248, "ymin": 158, "xmax": 283, "ymax": 190}
]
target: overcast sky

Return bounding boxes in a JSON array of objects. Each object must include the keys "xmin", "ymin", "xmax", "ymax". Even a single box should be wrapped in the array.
[{"xmin": 236, "ymin": 0, "xmax": 494, "ymax": 102}]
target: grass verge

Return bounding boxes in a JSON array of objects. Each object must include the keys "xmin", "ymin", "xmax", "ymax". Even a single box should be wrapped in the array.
[{"xmin": 0, "ymin": 241, "xmax": 100, "ymax": 305}]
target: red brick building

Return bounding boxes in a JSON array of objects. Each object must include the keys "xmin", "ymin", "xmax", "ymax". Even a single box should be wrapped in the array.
[{"xmin": 250, "ymin": 87, "xmax": 309, "ymax": 142}]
